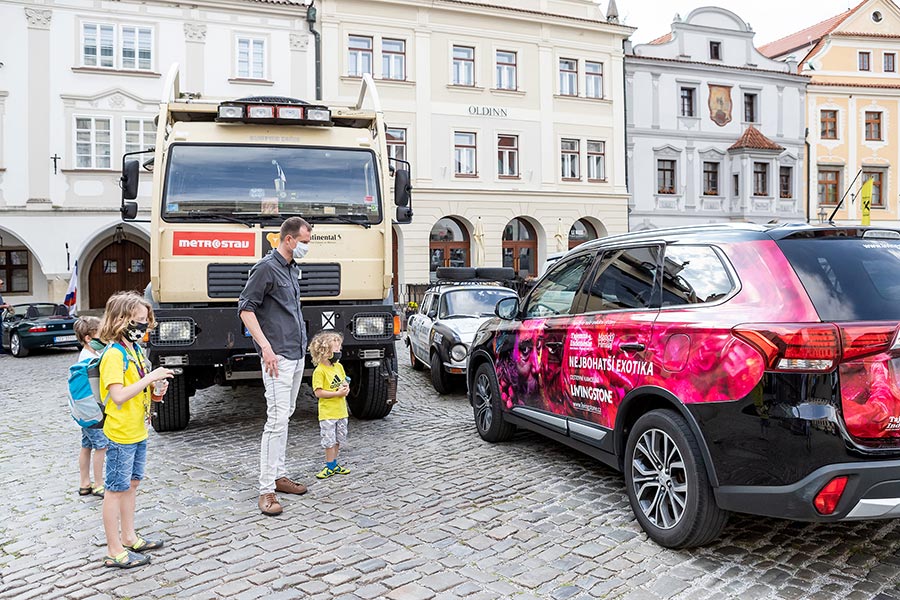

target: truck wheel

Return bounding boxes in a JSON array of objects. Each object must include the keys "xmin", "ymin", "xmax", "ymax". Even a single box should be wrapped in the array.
[
  {"xmin": 346, "ymin": 362, "xmax": 393, "ymax": 419},
  {"xmin": 151, "ymin": 374, "xmax": 190, "ymax": 432},
  {"xmin": 430, "ymin": 352, "xmax": 450, "ymax": 395},
  {"xmin": 409, "ymin": 344, "xmax": 425, "ymax": 371},
  {"xmin": 10, "ymin": 333, "xmax": 28, "ymax": 357},
  {"xmin": 624, "ymin": 409, "xmax": 727, "ymax": 549}
]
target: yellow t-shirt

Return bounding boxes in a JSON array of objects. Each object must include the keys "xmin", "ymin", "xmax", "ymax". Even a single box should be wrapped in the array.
[
  {"xmin": 312, "ymin": 361, "xmax": 349, "ymax": 421},
  {"xmin": 100, "ymin": 343, "xmax": 150, "ymax": 444}
]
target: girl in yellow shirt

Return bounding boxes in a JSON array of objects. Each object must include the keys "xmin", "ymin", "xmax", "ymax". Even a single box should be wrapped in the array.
[{"xmin": 310, "ymin": 331, "xmax": 352, "ymax": 479}]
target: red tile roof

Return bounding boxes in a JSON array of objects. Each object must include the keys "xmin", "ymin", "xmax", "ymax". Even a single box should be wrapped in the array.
[
  {"xmin": 648, "ymin": 32, "xmax": 672, "ymax": 45},
  {"xmin": 728, "ymin": 125, "xmax": 784, "ymax": 152},
  {"xmin": 758, "ymin": 2, "xmax": 864, "ymax": 59}
]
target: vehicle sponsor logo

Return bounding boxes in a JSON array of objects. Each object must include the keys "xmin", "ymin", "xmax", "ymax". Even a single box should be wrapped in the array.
[
  {"xmin": 888, "ymin": 416, "xmax": 900, "ymax": 431},
  {"xmin": 569, "ymin": 332, "xmax": 593, "ymax": 351},
  {"xmin": 569, "ymin": 385, "xmax": 613, "ymax": 405},
  {"xmin": 569, "ymin": 355, "xmax": 655, "ymax": 376},
  {"xmin": 172, "ymin": 231, "xmax": 255, "ymax": 256},
  {"xmin": 597, "ymin": 333, "xmax": 614, "ymax": 350}
]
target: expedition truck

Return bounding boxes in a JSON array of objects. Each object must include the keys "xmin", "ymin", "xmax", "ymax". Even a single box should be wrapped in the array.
[{"xmin": 119, "ymin": 64, "xmax": 412, "ymax": 432}]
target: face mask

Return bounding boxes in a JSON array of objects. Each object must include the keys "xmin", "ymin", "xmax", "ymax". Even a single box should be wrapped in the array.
[
  {"xmin": 88, "ymin": 339, "xmax": 106, "ymax": 353},
  {"xmin": 331, "ymin": 351, "xmax": 342, "ymax": 363},
  {"xmin": 125, "ymin": 321, "xmax": 148, "ymax": 343},
  {"xmin": 293, "ymin": 242, "xmax": 309, "ymax": 262}
]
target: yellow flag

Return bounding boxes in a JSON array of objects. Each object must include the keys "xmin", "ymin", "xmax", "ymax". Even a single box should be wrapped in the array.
[{"xmin": 861, "ymin": 178, "xmax": 874, "ymax": 226}]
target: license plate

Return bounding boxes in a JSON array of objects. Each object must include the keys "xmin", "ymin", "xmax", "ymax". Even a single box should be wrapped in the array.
[{"xmin": 54, "ymin": 335, "xmax": 77, "ymax": 343}]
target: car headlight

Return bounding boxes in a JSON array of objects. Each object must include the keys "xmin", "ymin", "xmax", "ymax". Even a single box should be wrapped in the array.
[
  {"xmin": 158, "ymin": 321, "xmax": 193, "ymax": 342},
  {"xmin": 450, "ymin": 343, "xmax": 468, "ymax": 362},
  {"xmin": 355, "ymin": 315, "xmax": 386, "ymax": 336}
]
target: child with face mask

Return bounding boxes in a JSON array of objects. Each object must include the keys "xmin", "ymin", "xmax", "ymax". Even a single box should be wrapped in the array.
[
  {"xmin": 97, "ymin": 291, "xmax": 173, "ymax": 569},
  {"xmin": 309, "ymin": 331, "xmax": 351, "ymax": 479},
  {"xmin": 74, "ymin": 316, "xmax": 109, "ymax": 498}
]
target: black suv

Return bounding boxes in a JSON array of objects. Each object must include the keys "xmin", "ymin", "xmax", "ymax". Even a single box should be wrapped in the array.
[{"xmin": 468, "ymin": 223, "xmax": 900, "ymax": 548}]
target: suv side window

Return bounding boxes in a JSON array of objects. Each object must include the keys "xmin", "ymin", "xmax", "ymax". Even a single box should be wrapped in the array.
[
  {"xmin": 524, "ymin": 254, "xmax": 593, "ymax": 318},
  {"xmin": 661, "ymin": 245, "xmax": 734, "ymax": 306},
  {"xmin": 584, "ymin": 246, "xmax": 659, "ymax": 312}
]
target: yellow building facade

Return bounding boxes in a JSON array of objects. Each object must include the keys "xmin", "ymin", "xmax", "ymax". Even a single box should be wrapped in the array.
[{"xmin": 762, "ymin": 0, "xmax": 900, "ymax": 224}]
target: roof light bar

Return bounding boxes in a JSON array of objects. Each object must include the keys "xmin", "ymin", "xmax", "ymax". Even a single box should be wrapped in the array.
[{"xmin": 247, "ymin": 105, "xmax": 275, "ymax": 119}]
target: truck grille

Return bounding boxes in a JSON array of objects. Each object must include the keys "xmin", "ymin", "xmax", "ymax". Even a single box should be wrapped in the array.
[{"xmin": 207, "ymin": 263, "xmax": 341, "ymax": 298}]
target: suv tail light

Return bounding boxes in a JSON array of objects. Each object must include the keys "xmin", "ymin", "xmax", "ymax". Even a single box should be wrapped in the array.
[
  {"xmin": 732, "ymin": 323, "xmax": 840, "ymax": 373},
  {"xmin": 814, "ymin": 476, "xmax": 848, "ymax": 515},
  {"xmin": 839, "ymin": 323, "xmax": 898, "ymax": 361}
]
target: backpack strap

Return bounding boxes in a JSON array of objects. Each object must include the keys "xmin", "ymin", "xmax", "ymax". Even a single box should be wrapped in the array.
[{"xmin": 98, "ymin": 343, "xmax": 134, "ymax": 407}]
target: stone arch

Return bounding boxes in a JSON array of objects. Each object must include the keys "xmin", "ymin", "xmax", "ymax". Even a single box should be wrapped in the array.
[
  {"xmin": 429, "ymin": 215, "xmax": 473, "ymax": 282},
  {"xmin": 79, "ymin": 223, "xmax": 151, "ymax": 310}
]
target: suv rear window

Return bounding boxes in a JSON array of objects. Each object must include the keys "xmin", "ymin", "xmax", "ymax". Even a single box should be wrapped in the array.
[{"xmin": 778, "ymin": 238, "xmax": 900, "ymax": 321}]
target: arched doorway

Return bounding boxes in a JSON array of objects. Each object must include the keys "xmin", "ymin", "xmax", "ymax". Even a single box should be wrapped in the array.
[
  {"xmin": 569, "ymin": 218, "xmax": 598, "ymax": 249},
  {"xmin": 430, "ymin": 217, "xmax": 469, "ymax": 282},
  {"xmin": 502, "ymin": 218, "xmax": 537, "ymax": 277},
  {"xmin": 88, "ymin": 239, "xmax": 151, "ymax": 308}
]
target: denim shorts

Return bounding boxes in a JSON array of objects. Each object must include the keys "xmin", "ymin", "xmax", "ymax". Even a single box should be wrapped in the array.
[
  {"xmin": 81, "ymin": 427, "xmax": 109, "ymax": 450},
  {"xmin": 105, "ymin": 440, "xmax": 147, "ymax": 492}
]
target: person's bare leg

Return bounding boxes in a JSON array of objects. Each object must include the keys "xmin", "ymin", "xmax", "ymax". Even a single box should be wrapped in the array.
[
  {"xmin": 92, "ymin": 449, "xmax": 106, "ymax": 488},
  {"xmin": 103, "ymin": 492, "xmax": 125, "ymax": 557},
  {"xmin": 79, "ymin": 448, "xmax": 91, "ymax": 489},
  {"xmin": 120, "ymin": 480, "xmax": 139, "ymax": 547}
]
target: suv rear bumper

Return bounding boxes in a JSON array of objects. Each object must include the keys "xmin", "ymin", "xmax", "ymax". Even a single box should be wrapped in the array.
[{"xmin": 715, "ymin": 458, "xmax": 900, "ymax": 521}]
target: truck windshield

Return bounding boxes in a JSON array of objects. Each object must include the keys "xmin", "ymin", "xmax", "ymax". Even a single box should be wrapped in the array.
[{"xmin": 162, "ymin": 144, "xmax": 382, "ymax": 224}]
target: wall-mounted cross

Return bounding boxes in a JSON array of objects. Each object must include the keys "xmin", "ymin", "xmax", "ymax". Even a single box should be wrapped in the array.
[{"xmin": 50, "ymin": 154, "xmax": 61, "ymax": 175}]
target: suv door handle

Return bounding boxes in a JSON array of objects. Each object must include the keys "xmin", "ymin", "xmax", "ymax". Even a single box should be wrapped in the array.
[{"xmin": 620, "ymin": 342, "xmax": 645, "ymax": 352}]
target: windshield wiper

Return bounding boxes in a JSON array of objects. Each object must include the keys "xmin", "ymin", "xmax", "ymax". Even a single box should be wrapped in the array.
[
  {"xmin": 181, "ymin": 211, "xmax": 285, "ymax": 228},
  {"xmin": 309, "ymin": 214, "xmax": 372, "ymax": 229}
]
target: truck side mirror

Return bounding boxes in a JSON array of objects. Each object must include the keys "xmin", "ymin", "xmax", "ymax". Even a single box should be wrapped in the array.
[
  {"xmin": 396, "ymin": 206, "xmax": 413, "ymax": 224},
  {"xmin": 121, "ymin": 201, "xmax": 139, "ymax": 220},
  {"xmin": 394, "ymin": 169, "xmax": 411, "ymax": 207},
  {"xmin": 121, "ymin": 159, "xmax": 140, "ymax": 200}
]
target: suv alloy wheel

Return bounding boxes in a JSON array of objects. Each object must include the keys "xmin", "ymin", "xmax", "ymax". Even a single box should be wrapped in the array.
[{"xmin": 472, "ymin": 363, "xmax": 515, "ymax": 442}]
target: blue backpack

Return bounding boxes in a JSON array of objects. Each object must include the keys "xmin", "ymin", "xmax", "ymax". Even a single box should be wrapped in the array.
[{"xmin": 67, "ymin": 343, "xmax": 131, "ymax": 428}]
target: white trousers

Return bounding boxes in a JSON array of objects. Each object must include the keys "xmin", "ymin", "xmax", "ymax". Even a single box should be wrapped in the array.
[{"xmin": 259, "ymin": 355, "xmax": 304, "ymax": 494}]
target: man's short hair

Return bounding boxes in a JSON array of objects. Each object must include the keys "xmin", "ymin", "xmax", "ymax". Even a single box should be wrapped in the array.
[{"xmin": 281, "ymin": 216, "xmax": 311, "ymax": 239}]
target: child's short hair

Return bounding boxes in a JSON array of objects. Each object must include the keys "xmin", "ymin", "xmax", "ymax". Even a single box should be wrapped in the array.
[
  {"xmin": 74, "ymin": 316, "xmax": 101, "ymax": 346},
  {"xmin": 98, "ymin": 291, "xmax": 155, "ymax": 343},
  {"xmin": 309, "ymin": 331, "xmax": 343, "ymax": 366}
]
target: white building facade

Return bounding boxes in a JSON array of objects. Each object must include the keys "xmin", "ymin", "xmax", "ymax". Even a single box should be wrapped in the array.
[
  {"xmin": 319, "ymin": 0, "xmax": 632, "ymax": 295},
  {"xmin": 0, "ymin": 0, "xmax": 313, "ymax": 308},
  {"xmin": 625, "ymin": 7, "xmax": 809, "ymax": 231}
]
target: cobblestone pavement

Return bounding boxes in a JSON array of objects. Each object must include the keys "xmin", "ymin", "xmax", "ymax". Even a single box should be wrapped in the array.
[{"xmin": 4, "ymin": 344, "xmax": 900, "ymax": 600}]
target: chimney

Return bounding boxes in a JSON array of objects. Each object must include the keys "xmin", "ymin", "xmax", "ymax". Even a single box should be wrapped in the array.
[{"xmin": 606, "ymin": 0, "xmax": 619, "ymax": 23}]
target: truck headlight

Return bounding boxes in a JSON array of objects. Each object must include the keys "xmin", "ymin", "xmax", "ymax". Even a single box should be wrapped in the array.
[
  {"xmin": 450, "ymin": 344, "xmax": 468, "ymax": 362},
  {"xmin": 355, "ymin": 315, "xmax": 386, "ymax": 336},
  {"xmin": 158, "ymin": 321, "xmax": 193, "ymax": 342}
]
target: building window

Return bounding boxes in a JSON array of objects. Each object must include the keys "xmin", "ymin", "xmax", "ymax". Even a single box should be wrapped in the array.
[
  {"xmin": 453, "ymin": 45, "xmax": 475, "ymax": 86},
  {"xmin": 502, "ymin": 218, "xmax": 537, "ymax": 277},
  {"xmin": 0, "ymin": 249, "xmax": 30, "ymax": 294},
  {"xmin": 886, "ymin": 52, "xmax": 896, "ymax": 73},
  {"xmin": 430, "ymin": 217, "xmax": 470, "ymax": 281},
  {"xmin": 709, "ymin": 41, "xmax": 722, "ymax": 60},
  {"xmin": 382, "ymin": 38, "xmax": 406, "ymax": 80},
  {"xmin": 703, "ymin": 162, "xmax": 719, "ymax": 196},
  {"xmin": 585, "ymin": 62, "xmax": 603, "ymax": 98},
  {"xmin": 657, "ymin": 159, "xmax": 676, "ymax": 194},
  {"xmin": 587, "ymin": 141, "xmax": 606, "ymax": 181},
  {"xmin": 559, "ymin": 58, "xmax": 577, "ymax": 96},
  {"xmin": 733, "ymin": 173, "xmax": 740, "ymax": 197},
  {"xmin": 561, "ymin": 139, "xmax": 580, "ymax": 180},
  {"xmin": 780, "ymin": 166, "xmax": 793, "ymax": 199},
  {"xmin": 753, "ymin": 162, "xmax": 769, "ymax": 196},
  {"xmin": 821, "ymin": 109, "xmax": 837, "ymax": 139},
  {"xmin": 744, "ymin": 93, "xmax": 758, "ymax": 123},
  {"xmin": 348, "ymin": 35, "xmax": 373, "ymax": 77},
  {"xmin": 866, "ymin": 111, "xmax": 882, "ymax": 141},
  {"xmin": 496, "ymin": 50, "xmax": 517, "ymax": 90},
  {"xmin": 569, "ymin": 219, "xmax": 598, "ymax": 250},
  {"xmin": 236, "ymin": 37, "xmax": 265, "ymax": 79},
  {"xmin": 124, "ymin": 118, "xmax": 156, "ymax": 154},
  {"xmin": 863, "ymin": 170, "xmax": 885, "ymax": 207},
  {"xmin": 75, "ymin": 116, "xmax": 112, "ymax": 169},
  {"xmin": 680, "ymin": 87, "xmax": 695, "ymax": 117},
  {"xmin": 860, "ymin": 51, "xmax": 871, "ymax": 71},
  {"xmin": 386, "ymin": 128, "xmax": 407, "ymax": 163},
  {"xmin": 82, "ymin": 23, "xmax": 153, "ymax": 71},
  {"xmin": 454, "ymin": 132, "xmax": 477, "ymax": 176},
  {"xmin": 818, "ymin": 168, "xmax": 841, "ymax": 205},
  {"xmin": 497, "ymin": 135, "xmax": 519, "ymax": 177}
]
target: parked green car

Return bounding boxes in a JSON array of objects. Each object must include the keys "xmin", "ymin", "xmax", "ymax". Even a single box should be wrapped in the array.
[{"xmin": 1, "ymin": 303, "xmax": 79, "ymax": 357}]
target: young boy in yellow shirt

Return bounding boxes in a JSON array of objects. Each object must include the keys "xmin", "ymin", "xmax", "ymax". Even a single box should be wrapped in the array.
[{"xmin": 309, "ymin": 331, "xmax": 352, "ymax": 479}]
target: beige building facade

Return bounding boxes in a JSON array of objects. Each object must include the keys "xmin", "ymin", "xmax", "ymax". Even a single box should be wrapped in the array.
[{"xmin": 318, "ymin": 0, "xmax": 632, "ymax": 294}]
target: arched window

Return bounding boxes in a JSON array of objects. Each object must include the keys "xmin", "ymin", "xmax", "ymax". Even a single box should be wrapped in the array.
[
  {"xmin": 569, "ymin": 219, "xmax": 598, "ymax": 250},
  {"xmin": 430, "ymin": 217, "xmax": 469, "ymax": 282},
  {"xmin": 502, "ymin": 218, "xmax": 537, "ymax": 277}
]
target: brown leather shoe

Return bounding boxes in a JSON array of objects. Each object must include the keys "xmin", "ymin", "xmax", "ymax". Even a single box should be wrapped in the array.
[
  {"xmin": 275, "ymin": 477, "xmax": 308, "ymax": 495},
  {"xmin": 258, "ymin": 493, "xmax": 283, "ymax": 516}
]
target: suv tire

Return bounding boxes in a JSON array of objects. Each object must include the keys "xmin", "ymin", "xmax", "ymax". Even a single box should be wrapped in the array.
[
  {"xmin": 430, "ymin": 352, "xmax": 450, "ymax": 395},
  {"xmin": 472, "ymin": 363, "xmax": 515, "ymax": 442},
  {"xmin": 409, "ymin": 344, "xmax": 424, "ymax": 371},
  {"xmin": 624, "ymin": 409, "xmax": 727, "ymax": 549}
]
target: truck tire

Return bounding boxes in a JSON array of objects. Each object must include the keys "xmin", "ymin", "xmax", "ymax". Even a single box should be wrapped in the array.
[
  {"xmin": 475, "ymin": 267, "xmax": 516, "ymax": 281},
  {"xmin": 151, "ymin": 374, "xmax": 190, "ymax": 432},
  {"xmin": 346, "ymin": 362, "xmax": 393, "ymax": 419},
  {"xmin": 435, "ymin": 266, "xmax": 476, "ymax": 281}
]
